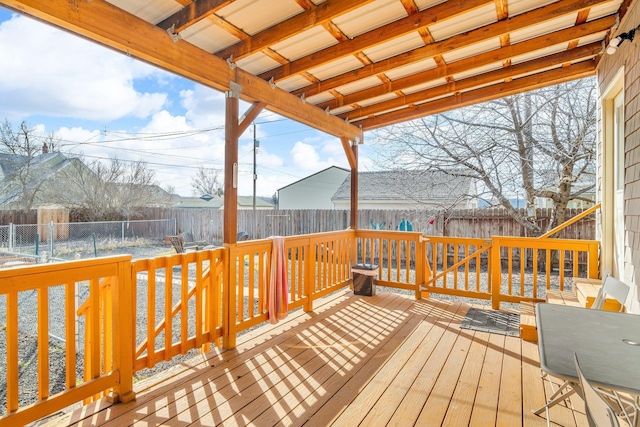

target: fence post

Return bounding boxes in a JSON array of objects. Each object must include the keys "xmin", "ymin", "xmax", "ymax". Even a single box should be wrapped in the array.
[
  {"xmin": 121, "ymin": 221, "xmax": 125, "ymax": 246},
  {"xmin": 9, "ymin": 223, "xmax": 14, "ymax": 251},
  {"xmin": 108, "ymin": 257, "xmax": 136, "ymax": 403},
  {"xmin": 491, "ymin": 237, "xmax": 501, "ymax": 310},
  {"xmin": 49, "ymin": 221, "xmax": 54, "ymax": 256}
]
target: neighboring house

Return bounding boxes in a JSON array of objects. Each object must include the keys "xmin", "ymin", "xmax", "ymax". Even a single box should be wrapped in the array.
[
  {"xmin": 173, "ymin": 195, "xmax": 273, "ymax": 209},
  {"xmin": 331, "ymin": 170, "xmax": 477, "ymax": 210},
  {"xmin": 0, "ymin": 152, "xmax": 83, "ymax": 208},
  {"xmin": 277, "ymin": 166, "xmax": 350, "ymax": 209}
]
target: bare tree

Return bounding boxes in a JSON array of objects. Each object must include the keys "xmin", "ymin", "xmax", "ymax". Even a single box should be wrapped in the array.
[
  {"xmin": 0, "ymin": 120, "xmax": 58, "ymax": 212},
  {"xmin": 45, "ymin": 157, "xmax": 172, "ymax": 221},
  {"xmin": 191, "ymin": 166, "xmax": 223, "ymax": 196},
  {"xmin": 372, "ymin": 78, "xmax": 596, "ymax": 235}
]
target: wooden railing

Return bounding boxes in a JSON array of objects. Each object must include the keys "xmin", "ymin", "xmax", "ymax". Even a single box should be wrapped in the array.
[
  {"xmin": 422, "ymin": 236, "xmax": 493, "ymax": 300},
  {"xmin": 354, "ymin": 230, "xmax": 424, "ymax": 299},
  {"xmin": 227, "ymin": 230, "xmax": 354, "ymax": 347},
  {"xmin": 0, "ymin": 229, "xmax": 600, "ymax": 425},
  {"xmin": 0, "ymin": 256, "xmax": 135, "ymax": 427},
  {"xmin": 130, "ymin": 249, "xmax": 225, "ymax": 372},
  {"xmin": 490, "ymin": 236, "xmax": 599, "ymax": 308}
]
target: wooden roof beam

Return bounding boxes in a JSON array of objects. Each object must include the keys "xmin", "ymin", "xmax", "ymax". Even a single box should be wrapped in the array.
[
  {"xmin": 317, "ymin": 17, "xmax": 613, "ymax": 111},
  {"xmin": 259, "ymin": 0, "xmax": 493, "ymax": 82},
  {"xmin": 157, "ymin": 0, "xmax": 231, "ymax": 34},
  {"xmin": 1, "ymin": 0, "xmax": 362, "ymax": 142},
  {"xmin": 292, "ymin": 0, "xmax": 613, "ymax": 98},
  {"xmin": 214, "ymin": 0, "xmax": 373, "ymax": 61},
  {"xmin": 359, "ymin": 61, "xmax": 595, "ymax": 130},
  {"xmin": 341, "ymin": 42, "xmax": 602, "ymax": 121}
]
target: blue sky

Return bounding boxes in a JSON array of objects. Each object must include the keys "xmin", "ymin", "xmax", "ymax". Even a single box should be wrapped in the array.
[{"xmin": 0, "ymin": 7, "xmax": 374, "ymax": 197}]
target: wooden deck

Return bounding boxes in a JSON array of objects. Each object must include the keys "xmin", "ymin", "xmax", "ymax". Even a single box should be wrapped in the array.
[{"xmin": 44, "ymin": 290, "xmax": 589, "ymax": 427}]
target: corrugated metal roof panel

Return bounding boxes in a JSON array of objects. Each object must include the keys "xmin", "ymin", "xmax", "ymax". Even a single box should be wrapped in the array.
[
  {"xmin": 414, "ymin": 0, "xmax": 448, "ymax": 11},
  {"xmin": 588, "ymin": 1, "xmax": 623, "ymax": 20},
  {"xmin": 429, "ymin": 3, "xmax": 497, "ymax": 41},
  {"xmin": 402, "ymin": 78, "xmax": 448, "ymax": 95},
  {"xmin": 271, "ymin": 26, "xmax": 338, "ymax": 62},
  {"xmin": 217, "ymin": 0, "xmax": 303, "ymax": 35},
  {"xmin": 453, "ymin": 62, "xmax": 504, "ymax": 80},
  {"xmin": 331, "ymin": 105, "xmax": 355, "ymax": 115},
  {"xmin": 511, "ymin": 43, "xmax": 569, "ymax": 65},
  {"xmin": 363, "ymin": 32, "xmax": 425, "ymax": 62},
  {"xmin": 335, "ymin": 76, "xmax": 383, "ymax": 96},
  {"xmin": 508, "ymin": 0, "xmax": 556, "ymax": 17},
  {"xmin": 276, "ymin": 75, "xmax": 313, "ymax": 92},
  {"xmin": 308, "ymin": 56, "xmax": 364, "ymax": 81},
  {"xmin": 384, "ymin": 58, "xmax": 438, "ymax": 81},
  {"xmin": 236, "ymin": 52, "xmax": 282, "ymax": 75},
  {"xmin": 358, "ymin": 92, "xmax": 398, "ymax": 107},
  {"xmin": 107, "ymin": 0, "xmax": 181, "ymax": 24},
  {"xmin": 577, "ymin": 31, "xmax": 609, "ymax": 46},
  {"xmin": 441, "ymin": 38, "xmax": 501, "ymax": 63},
  {"xmin": 306, "ymin": 92, "xmax": 336, "ymax": 104},
  {"xmin": 181, "ymin": 20, "xmax": 240, "ymax": 54},
  {"xmin": 332, "ymin": 0, "xmax": 408, "ymax": 38},
  {"xmin": 510, "ymin": 14, "xmax": 576, "ymax": 44}
]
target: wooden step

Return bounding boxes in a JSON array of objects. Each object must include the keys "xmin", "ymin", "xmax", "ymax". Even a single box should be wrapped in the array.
[
  {"xmin": 545, "ymin": 289, "xmax": 580, "ymax": 306},
  {"xmin": 519, "ymin": 301, "xmax": 537, "ymax": 342}
]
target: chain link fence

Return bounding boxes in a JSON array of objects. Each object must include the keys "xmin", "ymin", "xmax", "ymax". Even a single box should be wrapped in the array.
[{"xmin": 0, "ymin": 219, "xmax": 176, "ymax": 263}]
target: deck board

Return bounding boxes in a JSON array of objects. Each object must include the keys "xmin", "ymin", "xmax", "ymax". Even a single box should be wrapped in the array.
[{"xmin": 43, "ymin": 291, "xmax": 582, "ymax": 427}]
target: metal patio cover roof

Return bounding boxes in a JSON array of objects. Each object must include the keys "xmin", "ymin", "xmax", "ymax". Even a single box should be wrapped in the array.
[{"xmin": 1, "ymin": 0, "xmax": 623, "ymax": 141}]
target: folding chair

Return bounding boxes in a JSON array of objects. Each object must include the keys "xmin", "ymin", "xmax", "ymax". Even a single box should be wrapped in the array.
[
  {"xmin": 591, "ymin": 275, "xmax": 630, "ymax": 312},
  {"xmin": 574, "ymin": 353, "xmax": 620, "ymax": 427}
]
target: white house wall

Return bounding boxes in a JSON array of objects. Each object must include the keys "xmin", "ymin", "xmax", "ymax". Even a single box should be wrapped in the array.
[{"xmin": 278, "ymin": 167, "xmax": 350, "ymax": 210}]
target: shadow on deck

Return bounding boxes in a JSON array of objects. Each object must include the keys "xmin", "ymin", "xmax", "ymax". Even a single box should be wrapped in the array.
[{"xmin": 43, "ymin": 291, "xmax": 588, "ymax": 427}]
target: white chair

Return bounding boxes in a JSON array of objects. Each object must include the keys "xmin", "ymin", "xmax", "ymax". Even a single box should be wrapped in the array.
[
  {"xmin": 591, "ymin": 275, "xmax": 630, "ymax": 312},
  {"xmin": 574, "ymin": 353, "xmax": 620, "ymax": 427}
]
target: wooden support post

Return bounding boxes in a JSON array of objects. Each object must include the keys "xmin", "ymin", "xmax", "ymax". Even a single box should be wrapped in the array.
[
  {"xmin": 304, "ymin": 240, "xmax": 315, "ymax": 312},
  {"xmin": 350, "ymin": 143, "xmax": 358, "ymax": 230},
  {"xmin": 223, "ymin": 83, "xmax": 240, "ymax": 349},
  {"xmin": 224, "ymin": 83, "xmax": 240, "ymax": 246}
]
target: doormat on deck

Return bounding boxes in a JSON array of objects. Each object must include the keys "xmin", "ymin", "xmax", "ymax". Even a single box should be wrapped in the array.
[{"xmin": 460, "ymin": 308, "xmax": 520, "ymax": 337}]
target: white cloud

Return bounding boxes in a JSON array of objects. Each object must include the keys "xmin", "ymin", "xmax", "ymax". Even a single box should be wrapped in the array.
[
  {"xmin": 0, "ymin": 14, "xmax": 168, "ymax": 121},
  {"xmin": 290, "ymin": 140, "xmax": 350, "ymax": 171}
]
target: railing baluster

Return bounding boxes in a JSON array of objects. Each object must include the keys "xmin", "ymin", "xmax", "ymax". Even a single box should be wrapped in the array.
[
  {"xmin": 65, "ymin": 282, "xmax": 76, "ymax": 389},
  {"xmin": 195, "ymin": 252, "xmax": 203, "ymax": 348},
  {"xmin": 165, "ymin": 261, "xmax": 173, "ymax": 357},
  {"xmin": 147, "ymin": 260, "xmax": 156, "ymax": 367},
  {"xmin": 7, "ymin": 292, "xmax": 19, "ymax": 412},
  {"xmin": 38, "ymin": 286, "xmax": 50, "ymax": 400}
]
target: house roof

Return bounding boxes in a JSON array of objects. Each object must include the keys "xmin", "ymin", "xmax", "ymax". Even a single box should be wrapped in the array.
[
  {"xmin": 173, "ymin": 195, "xmax": 274, "ymax": 209},
  {"xmin": 277, "ymin": 166, "xmax": 350, "ymax": 192},
  {"xmin": 332, "ymin": 170, "xmax": 474, "ymax": 206},
  {"xmin": 0, "ymin": 152, "xmax": 77, "ymax": 205},
  {"xmin": 2, "ymin": 0, "xmax": 622, "ymax": 143}
]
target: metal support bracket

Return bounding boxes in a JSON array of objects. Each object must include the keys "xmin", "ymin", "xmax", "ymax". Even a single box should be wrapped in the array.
[
  {"xmin": 166, "ymin": 24, "xmax": 181, "ymax": 43},
  {"xmin": 228, "ymin": 81, "xmax": 242, "ymax": 99}
]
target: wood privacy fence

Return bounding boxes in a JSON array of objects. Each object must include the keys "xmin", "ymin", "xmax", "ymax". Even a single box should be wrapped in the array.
[{"xmin": 144, "ymin": 207, "xmax": 595, "ymax": 243}]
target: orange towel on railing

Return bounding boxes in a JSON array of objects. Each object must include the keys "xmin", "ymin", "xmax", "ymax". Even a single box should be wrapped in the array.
[{"xmin": 264, "ymin": 236, "xmax": 288, "ymax": 324}]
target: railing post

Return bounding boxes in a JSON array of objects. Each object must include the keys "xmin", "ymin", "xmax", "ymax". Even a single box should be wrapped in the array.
[
  {"xmin": 588, "ymin": 241, "xmax": 599, "ymax": 279},
  {"xmin": 491, "ymin": 237, "xmax": 501, "ymax": 310},
  {"xmin": 109, "ymin": 257, "xmax": 135, "ymax": 403},
  {"xmin": 415, "ymin": 236, "xmax": 424, "ymax": 300},
  {"xmin": 304, "ymin": 240, "xmax": 315, "ymax": 312},
  {"xmin": 223, "ymin": 244, "xmax": 237, "ymax": 349}
]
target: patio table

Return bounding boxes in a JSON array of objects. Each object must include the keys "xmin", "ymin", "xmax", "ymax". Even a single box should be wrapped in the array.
[{"xmin": 533, "ymin": 303, "xmax": 640, "ymax": 425}]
